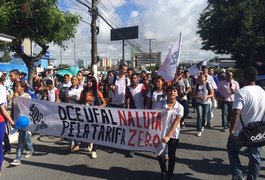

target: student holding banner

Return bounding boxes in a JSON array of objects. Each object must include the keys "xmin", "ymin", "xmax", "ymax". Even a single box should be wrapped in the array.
[
  {"xmin": 158, "ymin": 85, "xmax": 183, "ymax": 180},
  {"xmin": 125, "ymin": 73, "xmax": 147, "ymax": 109},
  {"xmin": 11, "ymin": 81, "xmax": 34, "ymax": 166},
  {"xmin": 65, "ymin": 76, "xmax": 83, "ymax": 152},
  {"xmin": 80, "ymin": 76, "xmax": 106, "ymax": 158}
]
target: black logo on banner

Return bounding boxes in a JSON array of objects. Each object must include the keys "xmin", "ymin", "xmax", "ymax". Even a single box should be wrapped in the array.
[{"xmin": 29, "ymin": 104, "xmax": 48, "ymax": 131}]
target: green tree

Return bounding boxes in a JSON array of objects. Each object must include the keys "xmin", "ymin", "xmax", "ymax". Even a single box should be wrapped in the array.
[
  {"xmin": 0, "ymin": 0, "xmax": 79, "ymax": 84},
  {"xmin": 197, "ymin": 0, "xmax": 265, "ymax": 68},
  {"xmin": 0, "ymin": 50, "xmax": 11, "ymax": 62}
]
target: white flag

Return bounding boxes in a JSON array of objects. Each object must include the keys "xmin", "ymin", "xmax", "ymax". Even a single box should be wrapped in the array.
[
  {"xmin": 157, "ymin": 33, "xmax": 182, "ymax": 82},
  {"xmin": 187, "ymin": 58, "xmax": 209, "ymax": 77}
]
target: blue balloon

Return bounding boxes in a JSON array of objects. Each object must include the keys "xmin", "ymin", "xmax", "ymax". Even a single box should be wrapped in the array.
[{"xmin": 15, "ymin": 116, "xmax": 30, "ymax": 129}]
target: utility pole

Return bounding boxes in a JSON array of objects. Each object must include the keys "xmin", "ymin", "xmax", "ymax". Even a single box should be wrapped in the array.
[
  {"xmin": 145, "ymin": 38, "xmax": 155, "ymax": 69},
  {"xmin": 76, "ymin": 0, "xmax": 100, "ymax": 76},
  {"xmin": 122, "ymin": 40, "xmax": 125, "ymax": 64},
  {"xmin": 91, "ymin": 0, "xmax": 99, "ymax": 77}
]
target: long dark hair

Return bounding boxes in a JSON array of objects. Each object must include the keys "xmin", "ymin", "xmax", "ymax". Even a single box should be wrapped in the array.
[
  {"xmin": 153, "ymin": 75, "xmax": 166, "ymax": 92},
  {"xmin": 80, "ymin": 76, "xmax": 99, "ymax": 105},
  {"xmin": 15, "ymin": 81, "xmax": 28, "ymax": 92}
]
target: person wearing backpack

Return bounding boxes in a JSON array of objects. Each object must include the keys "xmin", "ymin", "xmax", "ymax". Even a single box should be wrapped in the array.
[
  {"xmin": 58, "ymin": 74, "xmax": 72, "ymax": 102},
  {"xmin": 193, "ymin": 73, "xmax": 214, "ymax": 137},
  {"xmin": 108, "ymin": 64, "xmax": 130, "ymax": 108},
  {"xmin": 80, "ymin": 76, "xmax": 106, "ymax": 159},
  {"xmin": 173, "ymin": 67, "xmax": 191, "ymax": 129},
  {"xmin": 201, "ymin": 65, "xmax": 217, "ymax": 128}
]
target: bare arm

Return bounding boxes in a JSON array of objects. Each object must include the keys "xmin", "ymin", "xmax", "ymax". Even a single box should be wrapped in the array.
[
  {"xmin": 99, "ymin": 95, "xmax": 107, "ymax": 108},
  {"xmin": 229, "ymin": 109, "xmax": 241, "ymax": 134},
  {"xmin": 162, "ymin": 115, "xmax": 182, "ymax": 143},
  {"xmin": 0, "ymin": 104, "xmax": 15, "ymax": 126}
]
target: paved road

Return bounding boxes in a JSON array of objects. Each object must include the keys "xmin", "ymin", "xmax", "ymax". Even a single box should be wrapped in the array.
[{"xmin": 1, "ymin": 108, "xmax": 265, "ymax": 180}]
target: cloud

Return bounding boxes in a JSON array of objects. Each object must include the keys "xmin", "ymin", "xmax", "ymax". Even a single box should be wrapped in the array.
[{"xmin": 45, "ymin": 0, "xmax": 216, "ymax": 67}]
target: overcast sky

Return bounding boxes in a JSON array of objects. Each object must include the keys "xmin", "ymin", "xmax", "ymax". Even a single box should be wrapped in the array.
[{"xmin": 43, "ymin": 0, "xmax": 217, "ymax": 66}]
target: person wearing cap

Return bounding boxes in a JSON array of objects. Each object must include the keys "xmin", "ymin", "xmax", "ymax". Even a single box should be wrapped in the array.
[{"xmin": 157, "ymin": 85, "xmax": 183, "ymax": 180}]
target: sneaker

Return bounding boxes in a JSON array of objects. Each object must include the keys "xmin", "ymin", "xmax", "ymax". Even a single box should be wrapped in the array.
[
  {"xmin": 4, "ymin": 149, "xmax": 11, "ymax": 156},
  {"xmin": 206, "ymin": 123, "xmax": 213, "ymax": 128},
  {"xmin": 11, "ymin": 159, "xmax": 21, "ymax": 166},
  {"xmin": 125, "ymin": 151, "xmax": 134, "ymax": 158},
  {"xmin": 24, "ymin": 151, "xmax": 34, "ymax": 158},
  {"xmin": 201, "ymin": 127, "xmax": 205, "ymax": 132},
  {"xmin": 87, "ymin": 143, "xmax": 93, "ymax": 152},
  {"xmin": 196, "ymin": 131, "xmax": 202, "ymax": 137},
  {"xmin": 222, "ymin": 127, "xmax": 228, "ymax": 132},
  {"xmin": 91, "ymin": 151, "xmax": 97, "ymax": 159}
]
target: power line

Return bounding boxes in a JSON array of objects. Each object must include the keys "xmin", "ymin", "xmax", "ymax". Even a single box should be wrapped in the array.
[
  {"xmin": 118, "ymin": 0, "xmax": 136, "ymax": 26},
  {"xmin": 130, "ymin": 0, "xmax": 150, "ymax": 38},
  {"xmin": 75, "ymin": 0, "xmax": 144, "ymax": 53},
  {"xmin": 102, "ymin": 0, "xmax": 127, "ymax": 27},
  {"xmin": 69, "ymin": 0, "xmax": 88, "ymax": 12}
]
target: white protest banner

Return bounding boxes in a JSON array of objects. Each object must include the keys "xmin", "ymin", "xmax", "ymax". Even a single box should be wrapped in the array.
[
  {"xmin": 14, "ymin": 97, "xmax": 171, "ymax": 155},
  {"xmin": 157, "ymin": 32, "xmax": 182, "ymax": 82}
]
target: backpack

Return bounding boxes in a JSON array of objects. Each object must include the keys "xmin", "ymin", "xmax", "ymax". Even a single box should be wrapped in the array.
[
  {"xmin": 112, "ymin": 74, "xmax": 128, "ymax": 87},
  {"xmin": 59, "ymin": 86, "xmax": 68, "ymax": 102},
  {"xmin": 196, "ymin": 82, "xmax": 211, "ymax": 95}
]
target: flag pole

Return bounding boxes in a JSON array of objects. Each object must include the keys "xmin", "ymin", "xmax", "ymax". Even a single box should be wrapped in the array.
[{"xmin": 174, "ymin": 32, "xmax": 182, "ymax": 76}]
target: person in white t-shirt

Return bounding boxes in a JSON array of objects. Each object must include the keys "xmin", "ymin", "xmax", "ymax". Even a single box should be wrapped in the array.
[
  {"xmin": 157, "ymin": 85, "xmax": 183, "ymax": 180},
  {"xmin": 65, "ymin": 76, "xmax": 83, "ymax": 152},
  {"xmin": 202, "ymin": 65, "xmax": 217, "ymax": 128},
  {"xmin": 43, "ymin": 79, "xmax": 59, "ymax": 102},
  {"xmin": 193, "ymin": 73, "xmax": 214, "ymax": 137},
  {"xmin": 125, "ymin": 73, "xmax": 147, "ymax": 109},
  {"xmin": 108, "ymin": 64, "xmax": 130, "ymax": 108},
  {"xmin": 0, "ymin": 77, "xmax": 7, "ymax": 106},
  {"xmin": 227, "ymin": 66, "xmax": 265, "ymax": 180},
  {"xmin": 11, "ymin": 81, "xmax": 34, "ymax": 166},
  {"xmin": 147, "ymin": 75, "xmax": 167, "ymax": 110}
]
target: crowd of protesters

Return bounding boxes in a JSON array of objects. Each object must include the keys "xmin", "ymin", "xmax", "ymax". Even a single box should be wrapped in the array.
[{"xmin": 0, "ymin": 64, "xmax": 264, "ymax": 180}]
